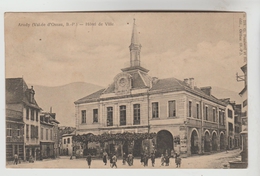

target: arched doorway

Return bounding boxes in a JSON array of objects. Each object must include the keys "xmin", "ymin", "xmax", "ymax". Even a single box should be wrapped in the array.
[
  {"xmin": 220, "ymin": 133, "xmax": 225, "ymax": 150},
  {"xmin": 204, "ymin": 131, "xmax": 210, "ymax": 152},
  {"xmin": 191, "ymin": 130, "xmax": 199, "ymax": 154},
  {"xmin": 156, "ymin": 130, "xmax": 173, "ymax": 157},
  {"xmin": 212, "ymin": 132, "xmax": 218, "ymax": 151}
]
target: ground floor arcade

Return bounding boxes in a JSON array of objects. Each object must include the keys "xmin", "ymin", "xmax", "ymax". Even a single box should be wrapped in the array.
[{"xmin": 75, "ymin": 125, "xmax": 227, "ymax": 158}]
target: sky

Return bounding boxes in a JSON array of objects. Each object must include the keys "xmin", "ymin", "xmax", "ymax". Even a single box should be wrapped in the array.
[{"xmin": 5, "ymin": 12, "xmax": 246, "ymax": 93}]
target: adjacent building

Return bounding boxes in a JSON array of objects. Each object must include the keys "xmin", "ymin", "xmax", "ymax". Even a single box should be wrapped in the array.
[
  {"xmin": 237, "ymin": 63, "xmax": 248, "ymax": 162},
  {"xmin": 61, "ymin": 131, "xmax": 75, "ymax": 156},
  {"xmin": 40, "ymin": 111, "xmax": 60, "ymax": 159},
  {"xmin": 58, "ymin": 126, "xmax": 76, "ymax": 155},
  {"xmin": 74, "ymin": 20, "xmax": 228, "ymax": 157},
  {"xmin": 6, "ymin": 78, "xmax": 41, "ymax": 161},
  {"xmin": 6, "ymin": 109, "xmax": 24, "ymax": 161},
  {"xmin": 221, "ymin": 99, "xmax": 236, "ymax": 150},
  {"xmin": 233, "ymin": 104, "xmax": 242, "ymax": 149}
]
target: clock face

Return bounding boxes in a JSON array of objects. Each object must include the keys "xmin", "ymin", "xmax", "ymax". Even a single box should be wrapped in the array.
[{"xmin": 119, "ymin": 78, "xmax": 127, "ymax": 87}]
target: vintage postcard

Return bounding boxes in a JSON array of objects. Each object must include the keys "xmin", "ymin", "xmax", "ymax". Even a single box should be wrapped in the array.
[{"xmin": 5, "ymin": 12, "xmax": 247, "ymax": 169}]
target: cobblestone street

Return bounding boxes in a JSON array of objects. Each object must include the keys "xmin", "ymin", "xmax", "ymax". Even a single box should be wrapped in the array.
[{"xmin": 7, "ymin": 149, "xmax": 241, "ymax": 169}]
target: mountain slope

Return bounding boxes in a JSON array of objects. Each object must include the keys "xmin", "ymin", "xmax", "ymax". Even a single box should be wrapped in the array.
[
  {"xmin": 30, "ymin": 82, "xmax": 103, "ymax": 127},
  {"xmin": 211, "ymin": 86, "xmax": 242, "ymax": 104},
  {"xmin": 29, "ymin": 82, "xmax": 242, "ymax": 127}
]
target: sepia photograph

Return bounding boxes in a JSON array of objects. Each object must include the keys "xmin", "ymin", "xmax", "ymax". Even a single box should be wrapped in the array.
[{"xmin": 4, "ymin": 12, "xmax": 248, "ymax": 169}]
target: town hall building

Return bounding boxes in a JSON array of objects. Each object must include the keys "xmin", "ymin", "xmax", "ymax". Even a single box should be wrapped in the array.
[{"xmin": 74, "ymin": 20, "xmax": 228, "ymax": 157}]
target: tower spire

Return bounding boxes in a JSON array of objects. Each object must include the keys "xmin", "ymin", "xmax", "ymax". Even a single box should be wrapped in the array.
[{"xmin": 129, "ymin": 18, "xmax": 141, "ymax": 67}]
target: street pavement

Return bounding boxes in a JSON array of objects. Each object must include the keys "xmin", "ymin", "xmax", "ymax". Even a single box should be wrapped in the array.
[{"xmin": 7, "ymin": 149, "xmax": 241, "ymax": 169}]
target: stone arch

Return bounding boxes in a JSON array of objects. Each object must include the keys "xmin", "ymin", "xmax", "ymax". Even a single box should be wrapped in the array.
[
  {"xmin": 219, "ymin": 132, "xmax": 225, "ymax": 150},
  {"xmin": 211, "ymin": 131, "xmax": 218, "ymax": 151},
  {"xmin": 204, "ymin": 130, "xmax": 211, "ymax": 152},
  {"xmin": 204, "ymin": 129, "xmax": 211, "ymax": 136},
  {"xmin": 190, "ymin": 128, "xmax": 199, "ymax": 154},
  {"xmin": 156, "ymin": 130, "xmax": 174, "ymax": 157}
]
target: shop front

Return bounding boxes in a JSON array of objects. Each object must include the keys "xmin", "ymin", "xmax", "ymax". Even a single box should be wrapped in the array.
[{"xmin": 40, "ymin": 142, "xmax": 54, "ymax": 159}]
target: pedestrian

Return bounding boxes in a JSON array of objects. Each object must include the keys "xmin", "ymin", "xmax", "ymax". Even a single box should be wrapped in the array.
[
  {"xmin": 29, "ymin": 155, "xmax": 34, "ymax": 163},
  {"xmin": 122, "ymin": 152, "xmax": 127, "ymax": 165},
  {"xmin": 86, "ymin": 153, "xmax": 92, "ymax": 168},
  {"xmin": 140, "ymin": 153, "xmax": 144, "ymax": 165},
  {"xmin": 103, "ymin": 152, "xmax": 108, "ymax": 165},
  {"xmin": 13, "ymin": 154, "xmax": 18, "ymax": 165},
  {"xmin": 127, "ymin": 153, "xmax": 133, "ymax": 166},
  {"xmin": 165, "ymin": 154, "xmax": 170, "ymax": 166},
  {"xmin": 170, "ymin": 149, "xmax": 175, "ymax": 158},
  {"xmin": 143, "ymin": 154, "xmax": 148, "ymax": 167},
  {"xmin": 175, "ymin": 152, "xmax": 181, "ymax": 168},
  {"xmin": 160, "ymin": 154, "xmax": 165, "ymax": 166},
  {"xmin": 151, "ymin": 153, "xmax": 155, "ymax": 167},
  {"xmin": 111, "ymin": 153, "xmax": 117, "ymax": 168},
  {"xmin": 109, "ymin": 153, "xmax": 113, "ymax": 167}
]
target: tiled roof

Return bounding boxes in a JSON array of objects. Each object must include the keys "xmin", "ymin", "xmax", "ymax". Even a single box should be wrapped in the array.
[
  {"xmin": 103, "ymin": 83, "xmax": 115, "ymax": 94},
  {"xmin": 149, "ymin": 77, "xmax": 225, "ymax": 106},
  {"xmin": 6, "ymin": 78, "xmax": 41, "ymax": 109},
  {"xmin": 139, "ymin": 72, "xmax": 152, "ymax": 87},
  {"xmin": 103, "ymin": 70, "xmax": 149, "ymax": 94},
  {"xmin": 75, "ymin": 76, "xmax": 225, "ymax": 106},
  {"xmin": 6, "ymin": 78, "xmax": 27, "ymax": 104},
  {"xmin": 130, "ymin": 71, "xmax": 147, "ymax": 89},
  {"xmin": 150, "ymin": 77, "xmax": 185, "ymax": 91},
  {"xmin": 62, "ymin": 130, "xmax": 76, "ymax": 137},
  {"xmin": 74, "ymin": 88, "xmax": 105, "ymax": 104}
]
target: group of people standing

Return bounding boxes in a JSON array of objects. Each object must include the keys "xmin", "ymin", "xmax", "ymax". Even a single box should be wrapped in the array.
[
  {"xmin": 140, "ymin": 153, "xmax": 156, "ymax": 167},
  {"xmin": 102, "ymin": 152, "xmax": 118, "ymax": 168},
  {"xmin": 122, "ymin": 152, "xmax": 134, "ymax": 166},
  {"xmin": 86, "ymin": 150, "xmax": 181, "ymax": 168}
]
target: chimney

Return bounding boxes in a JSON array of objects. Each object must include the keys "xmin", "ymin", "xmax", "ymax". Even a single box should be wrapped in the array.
[
  {"xmin": 50, "ymin": 107, "xmax": 52, "ymax": 113},
  {"xmin": 184, "ymin": 78, "xmax": 189, "ymax": 85},
  {"xmin": 189, "ymin": 78, "xmax": 194, "ymax": 89},
  {"xmin": 200, "ymin": 86, "xmax": 212, "ymax": 96}
]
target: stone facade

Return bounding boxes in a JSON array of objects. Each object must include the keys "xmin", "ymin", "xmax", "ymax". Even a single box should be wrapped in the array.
[
  {"xmin": 6, "ymin": 78, "xmax": 42, "ymax": 161},
  {"xmin": 40, "ymin": 112, "xmax": 60, "ymax": 159},
  {"xmin": 74, "ymin": 20, "xmax": 228, "ymax": 157}
]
